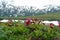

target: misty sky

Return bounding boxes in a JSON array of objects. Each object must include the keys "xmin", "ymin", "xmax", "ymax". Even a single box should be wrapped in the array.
[{"xmin": 0, "ymin": 0, "xmax": 60, "ymax": 9}]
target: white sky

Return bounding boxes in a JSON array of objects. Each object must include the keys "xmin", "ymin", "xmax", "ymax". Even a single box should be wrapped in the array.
[{"xmin": 0, "ymin": 0, "xmax": 60, "ymax": 9}]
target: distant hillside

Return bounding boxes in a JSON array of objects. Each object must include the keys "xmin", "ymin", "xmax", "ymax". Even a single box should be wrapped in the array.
[
  {"xmin": 0, "ymin": 1, "xmax": 60, "ymax": 17},
  {"xmin": 0, "ymin": 1, "xmax": 60, "ymax": 21}
]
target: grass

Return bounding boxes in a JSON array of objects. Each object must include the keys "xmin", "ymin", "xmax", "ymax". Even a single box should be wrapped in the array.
[
  {"xmin": 0, "ymin": 12, "xmax": 60, "ymax": 20},
  {"xmin": 27, "ymin": 12, "xmax": 60, "ymax": 20}
]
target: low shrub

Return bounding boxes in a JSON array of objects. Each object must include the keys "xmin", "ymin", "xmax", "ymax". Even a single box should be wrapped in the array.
[{"xmin": 0, "ymin": 22, "xmax": 60, "ymax": 40}]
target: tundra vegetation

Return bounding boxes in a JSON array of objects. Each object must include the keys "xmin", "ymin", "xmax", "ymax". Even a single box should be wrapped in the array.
[{"xmin": 0, "ymin": 21, "xmax": 60, "ymax": 40}]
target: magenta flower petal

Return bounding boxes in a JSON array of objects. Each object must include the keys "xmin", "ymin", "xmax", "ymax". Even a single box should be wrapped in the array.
[
  {"xmin": 25, "ymin": 18, "xmax": 31, "ymax": 26},
  {"xmin": 50, "ymin": 23, "xmax": 54, "ymax": 29},
  {"xmin": 58, "ymin": 21, "xmax": 60, "ymax": 28}
]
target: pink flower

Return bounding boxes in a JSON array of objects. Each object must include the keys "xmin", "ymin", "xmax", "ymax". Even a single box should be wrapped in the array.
[
  {"xmin": 25, "ymin": 18, "xmax": 31, "ymax": 26},
  {"xmin": 58, "ymin": 21, "xmax": 60, "ymax": 28},
  {"xmin": 50, "ymin": 23, "xmax": 54, "ymax": 29}
]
